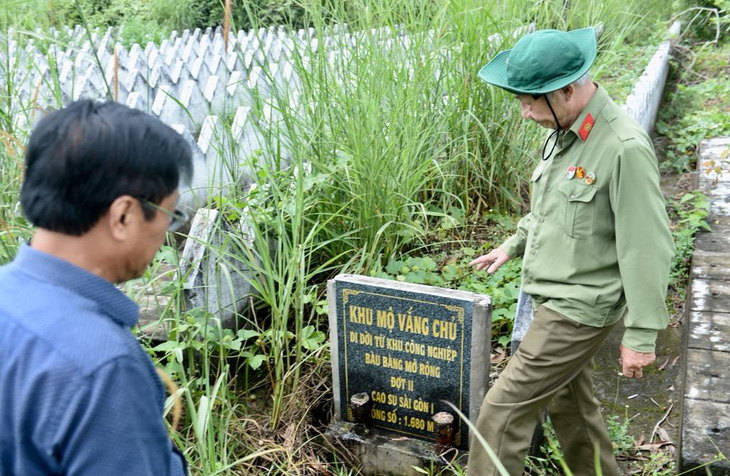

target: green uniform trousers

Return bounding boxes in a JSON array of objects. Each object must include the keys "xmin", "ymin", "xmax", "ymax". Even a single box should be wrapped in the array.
[{"xmin": 467, "ymin": 305, "xmax": 621, "ymax": 476}]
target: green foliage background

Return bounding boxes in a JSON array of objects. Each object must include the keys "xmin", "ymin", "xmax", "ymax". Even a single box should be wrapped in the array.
[{"xmin": 3, "ymin": 0, "xmax": 306, "ymax": 44}]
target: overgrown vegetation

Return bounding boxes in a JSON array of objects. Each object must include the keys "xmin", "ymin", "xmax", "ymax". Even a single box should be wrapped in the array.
[
  {"xmin": 656, "ymin": 42, "xmax": 730, "ymax": 173},
  {"xmin": 1, "ymin": 0, "xmax": 728, "ymax": 474},
  {"xmin": 1, "ymin": 0, "xmax": 308, "ymax": 46},
  {"xmin": 373, "ymin": 249, "xmax": 523, "ymax": 349},
  {"xmin": 668, "ymin": 192, "xmax": 711, "ymax": 302}
]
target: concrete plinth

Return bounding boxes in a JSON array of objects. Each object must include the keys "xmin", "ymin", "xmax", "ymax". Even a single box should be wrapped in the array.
[
  {"xmin": 681, "ymin": 136, "xmax": 730, "ymax": 474},
  {"xmin": 686, "ymin": 312, "xmax": 730, "ymax": 353},
  {"xmin": 178, "ymin": 208, "xmax": 256, "ymax": 329},
  {"xmin": 691, "ymin": 253, "xmax": 730, "ymax": 279},
  {"xmin": 690, "ymin": 279, "xmax": 730, "ymax": 313},
  {"xmin": 679, "ymin": 399, "xmax": 730, "ymax": 474},
  {"xmin": 323, "ymin": 421, "xmax": 465, "ymax": 476}
]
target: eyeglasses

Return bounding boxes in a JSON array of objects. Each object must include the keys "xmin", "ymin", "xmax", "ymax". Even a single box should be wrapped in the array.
[{"xmin": 135, "ymin": 198, "xmax": 189, "ymax": 232}]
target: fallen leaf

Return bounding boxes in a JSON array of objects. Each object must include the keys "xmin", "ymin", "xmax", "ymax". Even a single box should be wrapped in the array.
[
  {"xmin": 671, "ymin": 356, "xmax": 680, "ymax": 367},
  {"xmin": 656, "ymin": 427, "xmax": 672, "ymax": 444},
  {"xmin": 308, "ymin": 462, "xmax": 331, "ymax": 475},
  {"xmin": 619, "ymin": 453, "xmax": 648, "ymax": 462},
  {"xmin": 283, "ymin": 422, "xmax": 296, "ymax": 451},
  {"xmin": 490, "ymin": 350, "xmax": 506, "ymax": 364},
  {"xmin": 658, "ymin": 359, "xmax": 669, "ymax": 371},
  {"xmin": 667, "ymin": 444, "xmax": 677, "ymax": 458},
  {"xmin": 636, "ymin": 435, "xmax": 645, "ymax": 447},
  {"xmin": 636, "ymin": 442, "xmax": 673, "ymax": 451},
  {"xmin": 391, "ymin": 436, "xmax": 410, "ymax": 441},
  {"xmin": 668, "ymin": 385, "xmax": 675, "ymax": 392}
]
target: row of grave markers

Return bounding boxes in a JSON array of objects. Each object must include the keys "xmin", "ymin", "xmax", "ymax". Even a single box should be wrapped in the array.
[
  {"xmin": 1, "ymin": 22, "xmax": 431, "ymax": 128},
  {"xmin": 3, "ymin": 24, "xmax": 346, "ymax": 132},
  {"xmin": 1, "ymin": 23, "xmax": 527, "ymax": 213}
]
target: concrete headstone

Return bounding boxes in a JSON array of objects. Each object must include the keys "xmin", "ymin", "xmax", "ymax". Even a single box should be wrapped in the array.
[
  {"xmin": 327, "ymin": 274, "xmax": 491, "ymax": 449},
  {"xmin": 178, "ymin": 208, "xmax": 256, "ymax": 329}
]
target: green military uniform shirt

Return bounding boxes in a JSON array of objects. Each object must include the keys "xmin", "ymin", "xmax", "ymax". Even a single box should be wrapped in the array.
[{"xmin": 501, "ymin": 85, "xmax": 675, "ymax": 353}]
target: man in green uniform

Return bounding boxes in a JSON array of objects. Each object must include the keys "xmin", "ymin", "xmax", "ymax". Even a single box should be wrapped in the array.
[{"xmin": 466, "ymin": 28, "xmax": 674, "ymax": 475}]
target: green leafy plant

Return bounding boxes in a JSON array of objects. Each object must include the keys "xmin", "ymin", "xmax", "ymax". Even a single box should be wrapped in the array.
[
  {"xmin": 638, "ymin": 450, "xmax": 675, "ymax": 476},
  {"xmin": 526, "ymin": 417, "xmax": 567, "ymax": 475},
  {"xmin": 605, "ymin": 413, "xmax": 635, "ymax": 455},
  {"xmin": 668, "ymin": 191, "xmax": 710, "ymax": 302},
  {"xmin": 373, "ymin": 248, "xmax": 523, "ymax": 347},
  {"xmin": 656, "ymin": 43, "xmax": 730, "ymax": 173}
]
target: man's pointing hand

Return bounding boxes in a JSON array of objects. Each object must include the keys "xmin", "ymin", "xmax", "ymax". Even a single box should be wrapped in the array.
[{"xmin": 470, "ymin": 247, "xmax": 510, "ymax": 274}]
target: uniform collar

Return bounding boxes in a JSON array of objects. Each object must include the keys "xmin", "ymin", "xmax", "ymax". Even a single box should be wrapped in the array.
[
  {"xmin": 566, "ymin": 83, "xmax": 609, "ymax": 143},
  {"xmin": 11, "ymin": 244, "xmax": 139, "ymax": 328}
]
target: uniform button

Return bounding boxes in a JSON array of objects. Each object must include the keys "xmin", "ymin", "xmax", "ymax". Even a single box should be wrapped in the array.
[
  {"xmin": 547, "ymin": 187, "xmax": 552, "ymax": 192},
  {"xmin": 526, "ymin": 279, "xmax": 532, "ymax": 284},
  {"xmin": 539, "ymin": 218, "xmax": 545, "ymax": 223},
  {"xmin": 570, "ymin": 193, "xmax": 576, "ymax": 199}
]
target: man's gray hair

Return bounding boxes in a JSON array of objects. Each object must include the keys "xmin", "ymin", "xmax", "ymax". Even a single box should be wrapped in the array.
[
  {"xmin": 547, "ymin": 73, "xmax": 591, "ymax": 99},
  {"xmin": 573, "ymin": 72, "xmax": 591, "ymax": 86}
]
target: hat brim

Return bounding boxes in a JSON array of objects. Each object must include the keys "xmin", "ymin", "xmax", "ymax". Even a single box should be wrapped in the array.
[{"xmin": 478, "ymin": 27, "xmax": 597, "ymax": 95}]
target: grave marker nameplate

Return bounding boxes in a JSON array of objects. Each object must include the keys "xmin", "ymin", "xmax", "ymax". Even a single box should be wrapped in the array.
[{"xmin": 328, "ymin": 274, "xmax": 491, "ymax": 449}]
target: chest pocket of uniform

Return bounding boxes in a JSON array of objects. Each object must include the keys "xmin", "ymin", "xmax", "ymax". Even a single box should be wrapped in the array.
[
  {"xmin": 530, "ymin": 162, "xmax": 547, "ymax": 204},
  {"xmin": 555, "ymin": 181, "xmax": 598, "ymax": 239}
]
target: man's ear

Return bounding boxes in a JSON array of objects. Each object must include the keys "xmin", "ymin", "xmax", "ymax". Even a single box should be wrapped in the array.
[
  {"xmin": 107, "ymin": 196, "xmax": 136, "ymax": 241},
  {"xmin": 561, "ymin": 84, "xmax": 575, "ymax": 102}
]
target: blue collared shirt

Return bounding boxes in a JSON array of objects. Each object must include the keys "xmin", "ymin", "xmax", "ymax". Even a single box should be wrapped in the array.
[{"xmin": 0, "ymin": 245, "xmax": 187, "ymax": 475}]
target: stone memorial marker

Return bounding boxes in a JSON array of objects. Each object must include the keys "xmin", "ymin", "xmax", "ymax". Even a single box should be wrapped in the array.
[{"xmin": 327, "ymin": 274, "xmax": 491, "ymax": 449}]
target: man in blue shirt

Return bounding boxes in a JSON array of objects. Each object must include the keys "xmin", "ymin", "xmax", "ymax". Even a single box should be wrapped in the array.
[{"xmin": 0, "ymin": 100, "xmax": 193, "ymax": 475}]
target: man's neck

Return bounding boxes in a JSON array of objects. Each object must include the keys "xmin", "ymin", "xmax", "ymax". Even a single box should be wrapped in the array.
[
  {"xmin": 564, "ymin": 82, "xmax": 598, "ymax": 129},
  {"xmin": 31, "ymin": 228, "xmax": 117, "ymax": 282}
]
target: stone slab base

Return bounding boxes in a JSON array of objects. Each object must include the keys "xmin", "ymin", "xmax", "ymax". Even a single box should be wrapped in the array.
[
  {"xmin": 679, "ymin": 399, "xmax": 730, "ymax": 474},
  {"xmin": 323, "ymin": 421, "xmax": 466, "ymax": 476},
  {"xmin": 681, "ymin": 137, "xmax": 730, "ymax": 474}
]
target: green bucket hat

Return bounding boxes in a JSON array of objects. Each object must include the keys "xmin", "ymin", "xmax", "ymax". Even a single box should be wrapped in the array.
[{"xmin": 478, "ymin": 27, "xmax": 597, "ymax": 95}]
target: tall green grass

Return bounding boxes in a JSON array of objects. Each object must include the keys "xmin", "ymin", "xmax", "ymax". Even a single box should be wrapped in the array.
[
  {"xmin": 0, "ymin": 0, "xmax": 679, "ymax": 473},
  {"xmin": 193, "ymin": 0, "xmax": 674, "ymax": 471}
]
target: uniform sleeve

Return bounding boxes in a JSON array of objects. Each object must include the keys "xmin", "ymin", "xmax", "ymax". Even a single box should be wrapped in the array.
[
  {"xmin": 609, "ymin": 139, "xmax": 675, "ymax": 353},
  {"xmin": 500, "ymin": 213, "xmax": 533, "ymax": 258},
  {"xmin": 59, "ymin": 357, "xmax": 187, "ymax": 476}
]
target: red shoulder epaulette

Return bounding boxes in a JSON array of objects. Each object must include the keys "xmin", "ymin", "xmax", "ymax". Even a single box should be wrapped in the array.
[{"xmin": 579, "ymin": 113, "xmax": 594, "ymax": 141}]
